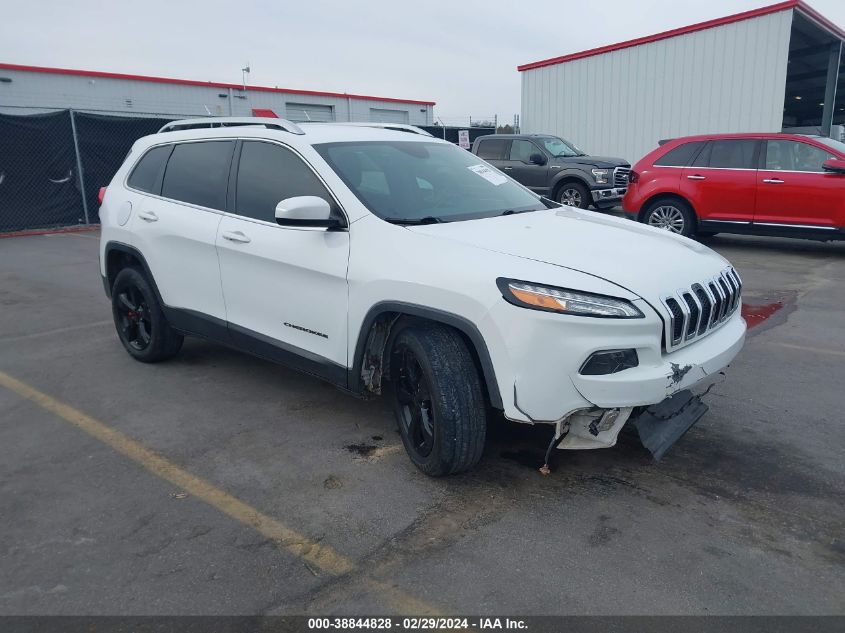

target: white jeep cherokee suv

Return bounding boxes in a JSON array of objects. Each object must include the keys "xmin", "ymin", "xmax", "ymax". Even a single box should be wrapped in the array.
[{"xmin": 99, "ymin": 117, "xmax": 746, "ymax": 476}]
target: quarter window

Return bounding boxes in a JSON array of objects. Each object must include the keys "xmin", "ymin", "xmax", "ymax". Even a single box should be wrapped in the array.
[
  {"xmin": 127, "ymin": 145, "xmax": 171, "ymax": 194},
  {"xmin": 161, "ymin": 141, "xmax": 235, "ymax": 210},
  {"xmin": 765, "ymin": 140, "xmax": 834, "ymax": 172},
  {"xmin": 475, "ymin": 138, "xmax": 508, "ymax": 161},
  {"xmin": 653, "ymin": 141, "xmax": 705, "ymax": 167},
  {"xmin": 235, "ymin": 141, "xmax": 336, "ymax": 223}
]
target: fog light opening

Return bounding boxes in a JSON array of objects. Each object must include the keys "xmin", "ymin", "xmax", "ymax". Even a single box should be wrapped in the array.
[{"xmin": 579, "ymin": 349, "xmax": 639, "ymax": 375}]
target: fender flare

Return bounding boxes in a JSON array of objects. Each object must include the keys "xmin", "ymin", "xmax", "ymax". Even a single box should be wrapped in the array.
[
  {"xmin": 103, "ymin": 242, "xmax": 161, "ymax": 302},
  {"xmin": 350, "ymin": 301, "xmax": 503, "ymax": 409},
  {"xmin": 550, "ymin": 171, "xmax": 592, "ymax": 197}
]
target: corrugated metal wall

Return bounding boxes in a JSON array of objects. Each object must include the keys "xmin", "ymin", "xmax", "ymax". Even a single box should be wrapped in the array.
[
  {"xmin": 0, "ymin": 69, "xmax": 434, "ymax": 125},
  {"xmin": 521, "ymin": 9, "xmax": 793, "ymax": 163}
]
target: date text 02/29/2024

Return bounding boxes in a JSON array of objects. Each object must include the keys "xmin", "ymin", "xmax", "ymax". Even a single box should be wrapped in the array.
[{"xmin": 307, "ymin": 617, "xmax": 528, "ymax": 630}]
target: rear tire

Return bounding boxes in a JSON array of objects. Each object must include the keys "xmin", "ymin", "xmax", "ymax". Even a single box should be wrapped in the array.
[
  {"xmin": 642, "ymin": 197, "xmax": 696, "ymax": 237},
  {"xmin": 389, "ymin": 324, "xmax": 486, "ymax": 476},
  {"xmin": 556, "ymin": 181, "xmax": 591, "ymax": 209},
  {"xmin": 111, "ymin": 267, "xmax": 183, "ymax": 363}
]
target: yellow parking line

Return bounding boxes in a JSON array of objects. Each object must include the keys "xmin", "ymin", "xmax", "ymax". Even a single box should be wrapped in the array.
[
  {"xmin": 0, "ymin": 370, "xmax": 354, "ymax": 576},
  {"xmin": 365, "ymin": 579, "xmax": 443, "ymax": 615},
  {"xmin": 0, "ymin": 320, "xmax": 113, "ymax": 343},
  {"xmin": 0, "ymin": 369, "xmax": 453, "ymax": 613},
  {"xmin": 775, "ymin": 343, "xmax": 845, "ymax": 358}
]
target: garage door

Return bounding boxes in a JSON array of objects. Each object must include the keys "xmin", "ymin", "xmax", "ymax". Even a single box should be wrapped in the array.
[
  {"xmin": 369, "ymin": 108, "xmax": 409, "ymax": 124},
  {"xmin": 285, "ymin": 103, "xmax": 334, "ymax": 122}
]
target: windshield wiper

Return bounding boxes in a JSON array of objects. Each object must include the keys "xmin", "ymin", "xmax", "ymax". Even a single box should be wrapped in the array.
[
  {"xmin": 500, "ymin": 208, "xmax": 544, "ymax": 216},
  {"xmin": 382, "ymin": 216, "xmax": 444, "ymax": 225}
]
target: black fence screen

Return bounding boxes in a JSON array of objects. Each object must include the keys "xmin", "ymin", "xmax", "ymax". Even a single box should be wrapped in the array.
[
  {"xmin": 0, "ymin": 111, "xmax": 81, "ymax": 232},
  {"xmin": 0, "ymin": 110, "xmax": 171, "ymax": 233},
  {"xmin": 419, "ymin": 126, "xmax": 495, "ymax": 146}
]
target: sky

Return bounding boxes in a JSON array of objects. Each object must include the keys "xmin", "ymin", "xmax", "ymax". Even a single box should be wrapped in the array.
[{"xmin": 1, "ymin": 0, "xmax": 843, "ymax": 124}]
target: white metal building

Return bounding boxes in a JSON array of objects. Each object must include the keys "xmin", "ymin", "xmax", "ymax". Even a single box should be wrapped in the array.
[
  {"xmin": 0, "ymin": 63, "xmax": 435, "ymax": 125},
  {"xmin": 519, "ymin": 0, "xmax": 844, "ymax": 163}
]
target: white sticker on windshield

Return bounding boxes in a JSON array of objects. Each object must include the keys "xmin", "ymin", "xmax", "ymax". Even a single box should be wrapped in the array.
[{"xmin": 467, "ymin": 164, "xmax": 508, "ymax": 186}]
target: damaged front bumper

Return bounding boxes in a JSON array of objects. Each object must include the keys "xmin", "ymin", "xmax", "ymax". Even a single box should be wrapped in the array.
[
  {"xmin": 550, "ymin": 389, "xmax": 709, "ymax": 462},
  {"xmin": 548, "ymin": 314, "xmax": 744, "ymax": 461},
  {"xmin": 569, "ymin": 312, "xmax": 745, "ymax": 411}
]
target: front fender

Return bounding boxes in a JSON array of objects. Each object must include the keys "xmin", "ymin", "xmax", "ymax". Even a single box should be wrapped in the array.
[
  {"xmin": 349, "ymin": 301, "xmax": 503, "ymax": 409},
  {"xmin": 550, "ymin": 170, "xmax": 592, "ymax": 192}
]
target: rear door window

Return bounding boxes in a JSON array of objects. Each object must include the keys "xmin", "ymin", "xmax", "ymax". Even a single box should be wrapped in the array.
[
  {"xmin": 653, "ymin": 141, "xmax": 705, "ymax": 167},
  {"xmin": 703, "ymin": 140, "xmax": 758, "ymax": 169},
  {"xmin": 161, "ymin": 141, "xmax": 235, "ymax": 210},
  {"xmin": 476, "ymin": 138, "xmax": 509, "ymax": 161},
  {"xmin": 127, "ymin": 145, "xmax": 172, "ymax": 194}
]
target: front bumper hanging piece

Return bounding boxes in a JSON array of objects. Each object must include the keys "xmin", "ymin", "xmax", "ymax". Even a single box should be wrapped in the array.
[{"xmin": 632, "ymin": 389, "xmax": 709, "ymax": 461}]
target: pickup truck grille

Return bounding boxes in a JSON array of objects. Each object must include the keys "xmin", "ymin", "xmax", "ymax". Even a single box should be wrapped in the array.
[
  {"xmin": 613, "ymin": 167, "xmax": 630, "ymax": 187},
  {"xmin": 660, "ymin": 267, "xmax": 742, "ymax": 351}
]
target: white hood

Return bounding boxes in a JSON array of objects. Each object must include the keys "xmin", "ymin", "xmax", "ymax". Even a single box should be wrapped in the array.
[{"xmin": 408, "ymin": 208, "xmax": 730, "ymax": 300}]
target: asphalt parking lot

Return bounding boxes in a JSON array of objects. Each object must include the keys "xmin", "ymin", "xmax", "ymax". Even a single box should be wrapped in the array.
[{"xmin": 0, "ymin": 225, "xmax": 843, "ymax": 616}]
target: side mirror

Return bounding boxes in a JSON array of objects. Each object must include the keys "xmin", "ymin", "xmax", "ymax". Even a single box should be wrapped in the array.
[
  {"xmin": 822, "ymin": 158, "xmax": 845, "ymax": 174},
  {"xmin": 529, "ymin": 153, "xmax": 547, "ymax": 166},
  {"xmin": 275, "ymin": 196, "xmax": 338, "ymax": 228}
]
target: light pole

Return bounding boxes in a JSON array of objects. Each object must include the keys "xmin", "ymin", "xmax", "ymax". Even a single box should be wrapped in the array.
[{"xmin": 241, "ymin": 64, "xmax": 250, "ymax": 92}]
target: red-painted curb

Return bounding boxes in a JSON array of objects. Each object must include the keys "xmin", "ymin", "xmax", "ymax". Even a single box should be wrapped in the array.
[{"xmin": 0, "ymin": 225, "xmax": 100, "ymax": 239}]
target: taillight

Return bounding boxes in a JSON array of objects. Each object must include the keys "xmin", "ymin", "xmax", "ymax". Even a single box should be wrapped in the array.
[
  {"xmin": 628, "ymin": 170, "xmax": 639, "ymax": 184},
  {"xmin": 98, "ymin": 187, "xmax": 107, "ymax": 206}
]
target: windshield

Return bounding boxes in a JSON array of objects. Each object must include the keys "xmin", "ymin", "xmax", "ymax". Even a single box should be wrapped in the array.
[
  {"xmin": 315, "ymin": 141, "xmax": 546, "ymax": 223},
  {"xmin": 816, "ymin": 136, "xmax": 845, "ymax": 156},
  {"xmin": 541, "ymin": 136, "xmax": 585, "ymax": 157}
]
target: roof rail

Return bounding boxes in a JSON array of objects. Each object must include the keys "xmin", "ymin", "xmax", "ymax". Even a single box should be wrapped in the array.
[
  {"xmin": 158, "ymin": 117, "xmax": 305, "ymax": 135},
  {"xmin": 330, "ymin": 122, "xmax": 434, "ymax": 137}
]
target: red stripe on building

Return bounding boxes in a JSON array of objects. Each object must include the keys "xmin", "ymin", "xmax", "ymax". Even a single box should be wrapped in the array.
[
  {"xmin": 0, "ymin": 62, "xmax": 436, "ymax": 106},
  {"xmin": 517, "ymin": 0, "xmax": 842, "ymax": 72}
]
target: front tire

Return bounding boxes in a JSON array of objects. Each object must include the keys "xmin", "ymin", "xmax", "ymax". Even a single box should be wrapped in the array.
[
  {"xmin": 389, "ymin": 324, "xmax": 486, "ymax": 476},
  {"xmin": 111, "ymin": 267, "xmax": 183, "ymax": 363},
  {"xmin": 643, "ymin": 198, "xmax": 696, "ymax": 237},
  {"xmin": 556, "ymin": 181, "xmax": 591, "ymax": 209}
]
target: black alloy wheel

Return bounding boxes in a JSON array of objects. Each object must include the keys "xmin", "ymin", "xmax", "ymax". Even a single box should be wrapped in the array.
[
  {"xmin": 116, "ymin": 285, "xmax": 152, "ymax": 351},
  {"xmin": 393, "ymin": 345, "xmax": 435, "ymax": 459},
  {"xmin": 110, "ymin": 267, "xmax": 183, "ymax": 362}
]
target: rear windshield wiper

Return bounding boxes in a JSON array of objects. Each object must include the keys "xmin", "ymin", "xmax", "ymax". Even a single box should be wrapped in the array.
[{"xmin": 382, "ymin": 216, "xmax": 444, "ymax": 225}]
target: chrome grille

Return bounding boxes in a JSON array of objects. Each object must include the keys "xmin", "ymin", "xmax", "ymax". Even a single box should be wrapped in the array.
[
  {"xmin": 613, "ymin": 166, "xmax": 630, "ymax": 188},
  {"xmin": 660, "ymin": 267, "xmax": 742, "ymax": 350}
]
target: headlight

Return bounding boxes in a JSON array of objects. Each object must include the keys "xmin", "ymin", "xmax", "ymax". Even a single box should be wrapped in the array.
[
  {"xmin": 497, "ymin": 278, "xmax": 644, "ymax": 318},
  {"xmin": 591, "ymin": 168, "xmax": 609, "ymax": 184}
]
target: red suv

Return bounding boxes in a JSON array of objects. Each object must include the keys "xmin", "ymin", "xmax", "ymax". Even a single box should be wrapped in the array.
[{"xmin": 623, "ymin": 133, "xmax": 845, "ymax": 240}]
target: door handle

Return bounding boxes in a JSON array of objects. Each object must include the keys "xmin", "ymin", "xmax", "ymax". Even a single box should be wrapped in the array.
[
  {"xmin": 138, "ymin": 210, "xmax": 158, "ymax": 222},
  {"xmin": 502, "ymin": 167, "xmax": 513, "ymax": 171},
  {"xmin": 762, "ymin": 178, "xmax": 784, "ymax": 184},
  {"xmin": 687, "ymin": 175, "xmax": 706, "ymax": 180},
  {"xmin": 221, "ymin": 230, "xmax": 251, "ymax": 244}
]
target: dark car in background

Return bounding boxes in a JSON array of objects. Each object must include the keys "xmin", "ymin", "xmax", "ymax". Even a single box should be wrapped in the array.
[
  {"xmin": 623, "ymin": 133, "xmax": 845, "ymax": 240},
  {"xmin": 471, "ymin": 134, "xmax": 630, "ymax": 209}
]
